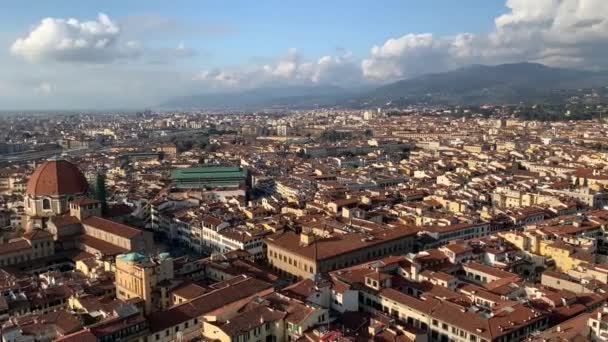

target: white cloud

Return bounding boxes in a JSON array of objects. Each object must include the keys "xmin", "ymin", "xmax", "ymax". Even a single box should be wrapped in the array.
[
  {"xmin": 362, "ymin": 0, "xmax": 608, "ymax": 81},
  {"xmin": 310, "ymin": 53, "xmax": 361, "ymax": 84},
  {"xmin": 362, "ymin": 33, "xmax": 454, "ymax": 80},
  {"xmin": 194, "ymin": 48, "xmax": 360, "ymax": 89},
  {"xmin": 6, "ymin": 0, "xmax": 608, "ymax": 108},
  {"xmin": 11, "ymin": 13, "xmax": 141, "ymax": 63}
]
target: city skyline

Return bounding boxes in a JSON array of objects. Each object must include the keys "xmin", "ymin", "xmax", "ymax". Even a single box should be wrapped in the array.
[
  {"xmin": 4, "ymin": 2, "xmax": 608, "ymax": 341},
  {"xmin": 1, "ymin": 0, "xmax": 608, "ymax": 109}
]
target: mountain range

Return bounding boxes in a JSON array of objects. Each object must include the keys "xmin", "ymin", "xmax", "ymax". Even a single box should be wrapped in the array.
[
  {"xmin": 161, "ymin": 63, "xmax": 608, "ymax": 109},
  {"xmin": 161, "ymin": 85, "xmax": 357, "ymax": 110}
]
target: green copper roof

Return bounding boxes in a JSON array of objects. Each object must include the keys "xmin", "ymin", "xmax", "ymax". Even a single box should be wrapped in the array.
[
  {"xmin": 118, "ymin": 252, "xmax": 146, "ymax": 262},
  {"xmin": 159, "ymin": 252, "xmax": 171, "ymax": 259},
  {"xmin": 170, "ymin": 166, "xmax": 247, "ymax": 180}
]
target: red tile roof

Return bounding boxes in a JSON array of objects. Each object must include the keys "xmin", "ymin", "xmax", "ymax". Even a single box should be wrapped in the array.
[
  {"xmin": 77, "ymin": 235, "xmax": 128, "ymax": 256},
  {"xmin": 266, "ymin": 227, "xmax": 417, "ymax": 261},
  {"xmin": 26, "ymin": 159, "xmax": 88, "ymax": 196},
  {"xmin": 82, "ymin": 216, "xmax": 142, "ymax": 239},
  {"xmin": 22, "ymin": 229, "xmax": 53, "ymax": 241},
  {"xmin": 0, "ymin": 239, "xmax": 31, "ymax": 255},
  {"xmin": 147, "ymin": 276, "xmax": 273, "ymax": 332},
  {"xmin": 55, "ymin": 330, "xmax": 97, "ymax": 342}
]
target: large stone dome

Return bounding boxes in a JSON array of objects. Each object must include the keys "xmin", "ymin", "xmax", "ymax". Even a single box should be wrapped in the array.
[{"xmin": 26, "ymin": 159, "xmax": 88, "ymax": 197}]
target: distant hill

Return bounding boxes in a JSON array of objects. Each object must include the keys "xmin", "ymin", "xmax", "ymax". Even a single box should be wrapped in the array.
[
  {"xmin": 161, "ymin": 63, "xmax": 608, "ymax": 109},
  {"xmin": 348, "ymin": 62, "xmax": 608, "ymax": 107},
  {"xmin": 161, "ymin": 85, "xmax": 358, "ymax": 110}
]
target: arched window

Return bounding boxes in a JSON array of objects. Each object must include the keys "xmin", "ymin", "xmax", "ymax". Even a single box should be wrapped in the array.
[{"xmin": 42, "ymin": 198, "xmax": 51, "ymax": 210}]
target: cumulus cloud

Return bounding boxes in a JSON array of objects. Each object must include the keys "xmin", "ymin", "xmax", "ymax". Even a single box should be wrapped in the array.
[
  {"xmin": 362, "ymin": 33, "xmax": 454, "ymax": 80},
  {"xmin": 194, "ymin": 48, "xmax": 360, "ymax": 89},
  {"xmin": 362, "ymin": 0, "xmax": 608, "ymax": 81},
  {"xmin": 8, "ymin": 0, "xmax": 608, "ymax": 108},
  {"xmin": 11, "ymin": 13, "xmax": 141, "ymax": 63},
  {"xmin": 309, "ymin": 53, "xmax": 362, "ymax": 84}
]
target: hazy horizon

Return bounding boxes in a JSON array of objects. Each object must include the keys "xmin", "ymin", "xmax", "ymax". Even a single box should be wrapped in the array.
[{"xmin": 2, "ymin": 0, "xmax": 608, "ymax": 110}]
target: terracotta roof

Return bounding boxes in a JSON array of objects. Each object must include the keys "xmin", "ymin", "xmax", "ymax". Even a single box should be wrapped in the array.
[
  {"xmin": 22, "ymin": 229, "xmax": 53, "ymax": 241},
  {"xmin": 171, "ymin": 281, "xmax": 207, "ymax": 300},
  {"xmin": 26, "ymin": 159, "xmax": 88, "ymax": 196},
  {"xmin": 55, "ymin": 330, "xmax": 97, "ymax": 342},
  {"xmin": 77, "ymin": 235, "xmax": 128, "ymax": 256},
  {"xmin": 202, "ymin": 215, "xmax": 223, "ymax": 227},
  {"xmin": 420, "ymin": 270, "xmax": 455, "ymax": 282},
  {"xmin": 375, "ymin": 329, "xmax": 414, "ymax": 342},
  {"xmin": 0, "ymin": 239, "xmax": 31, "ymax": 255},
  {"xmin": 50, "ymin": 215, "xmax": 81, "ymax": 228},
  {"xmin": 282, "ymin": 279, "xmax": 317, "ymax": 299},
  {"xmin": 263, "ymin": 293, "xmax": 316, "ymax": 325},
  {"xmin": 441, "ymin": 243, "xmax": 473, "ymax": 255},
  {"xmin": 380, "ymin": 288, "xmax": 545, "ymax": 340},
  {"xmin": 463, "ymin": 262, "xmax": 519, "ymax": 280},
  {"xmin": 219, "ymin": 305, "xmax": 286, "ymax": 336},
  {"xmin": 22, "ymin": 310, "xmax": 82, "ymax": 335},
  {"xmin": 266, "ymin": 227, "xmax": 417, "ymax": 261},
  {"xmin": 82, "ymin": 216, "xmax": 142, "ymax": 239},
  {"xmin": 529, "ymin": 310, "xmax": 590, "ymax": 341},
  {"xmin": 147, "ymin": 277, "xmax": 273, "ymax": 332},
  {"xmin": 88, "ymin": 313, "xmax": 147, "ymax": 338}
]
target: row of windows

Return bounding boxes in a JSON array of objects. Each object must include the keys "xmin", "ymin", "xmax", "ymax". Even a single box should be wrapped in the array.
[
  {"xmin": 85, "ymin": 227, "xmax": 130, "ymax": 248},
  {"xmin": 270, "ymin": 250, "xmax": 315, "ymax": 273},
  {"xmin": 439, "ymin": 227, "xmax": 488, "ymax": 241},
  {"xmin": 236, "ymin": 322, "xmax": 272, "ymax": 341},
  {"xmin": 98, "ymin": 322, "xmax": 147, "ymax": 342},
  {"xmin": 246, "ymin": 240, "xmax": 264, "ymax": 249},
  {"xmin": 324, "ymin": 241, "xmax": 413, "ymax": 272},
  {"xmin": 270, "ymin": 239, "xmax": 413, "ymax": 275},
  {"xmin": 431, "ymin": 319, "xmax": 483, "ymax": 340},
  {"xmin": 154, "ymin": 318, "xmax": 199, "ymax": 340},
  {"xmin": 34, "ymin": 241, "xmax": 52, "ymax": 248},
  {"xmin": 0, "ymin": 248, "xmax": 52, "ymax": 266}
]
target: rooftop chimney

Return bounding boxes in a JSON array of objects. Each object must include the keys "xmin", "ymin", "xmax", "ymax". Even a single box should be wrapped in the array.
[{"xmin": 300, "ymin": 231, "xmax": 316, "ymax": 246}]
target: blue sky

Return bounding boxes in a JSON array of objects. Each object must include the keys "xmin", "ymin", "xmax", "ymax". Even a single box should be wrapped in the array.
[
  {"xmin": 1, "ymin": 0, "xmax": 607, "ymax": 109},
  {"xmin": 1, "ymin": 0, "xmax": 506, "ymax": 67}
]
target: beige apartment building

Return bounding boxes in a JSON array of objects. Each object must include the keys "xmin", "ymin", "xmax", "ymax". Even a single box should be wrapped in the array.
[
  {"xmin": 202, "ymin": 305, "xmax": 286, "ymax": 342},
  {"xmin": 115, "ymin": 252, "xmax": 174, "ymax": 314},
  {"xmin": 266, "ymin": 227, "xmax": 417, "ymax": 279},
  {"xmin": 0, "ymin": 230, "xmax": 54, "ymax": 267}
]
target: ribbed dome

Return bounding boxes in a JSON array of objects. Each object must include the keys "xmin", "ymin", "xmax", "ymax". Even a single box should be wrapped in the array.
[{"xmin": 26, "ymin": 159, "xmax": 88, "ymax": 196}]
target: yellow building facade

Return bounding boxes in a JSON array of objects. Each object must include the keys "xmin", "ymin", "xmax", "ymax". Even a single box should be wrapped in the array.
[{"xmin": 115, "ymin": 252, "xmax": 174, "ymax": 314}]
